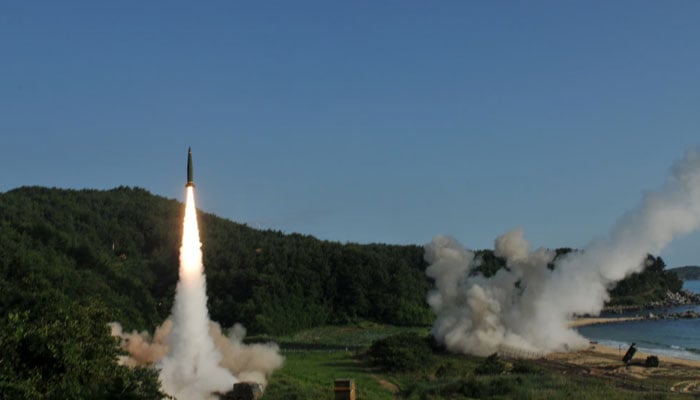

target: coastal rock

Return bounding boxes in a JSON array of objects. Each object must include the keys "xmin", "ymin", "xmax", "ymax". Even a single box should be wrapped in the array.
[
  {"xmin": 665, "ymin": 289, "xmax": 700, "ymax": 305},
  {"xmin": 659, "ymin": 310, "xmax": 700, "ymax": 320},
  {"xmin": 603, "ymin": 290, "xmax": 699, "ymax": 314}
]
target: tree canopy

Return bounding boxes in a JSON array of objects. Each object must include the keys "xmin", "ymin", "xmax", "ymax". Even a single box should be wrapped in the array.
[{"xmin": 0, "ymin": 186, "xmax": 433, "ymax": 336}]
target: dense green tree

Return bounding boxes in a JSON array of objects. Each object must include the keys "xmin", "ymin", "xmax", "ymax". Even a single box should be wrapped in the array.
[
  {"xmin": 474, "ymin": 353, "xmax": 506, "ymax": 375},
  {"xmin": 0, "ymin": 186, "xmax": 683, "ymax": 340},
  {"xmin": 0, "ymin": 297, "xmax": 164, "ymax": 400},
  {"xmin": 472, "ymin": 249, "xmax": 507, "ymax": 277},
  {"xmin": 609, "ymin": 254, "xmax": 683, "ymax": 305},
  {"xmin": 0, "ymin": 186, "xmax": 433, "ymax": 337}
]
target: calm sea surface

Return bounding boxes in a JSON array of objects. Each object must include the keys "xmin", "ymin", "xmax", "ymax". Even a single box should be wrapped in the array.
[
  {"xmin": 577, "ymin": 280, "xmax": 700, "ymax": 361},
  {"xmin": 684, "ymin": 279, "xmax": 700, "ymax": 294}
]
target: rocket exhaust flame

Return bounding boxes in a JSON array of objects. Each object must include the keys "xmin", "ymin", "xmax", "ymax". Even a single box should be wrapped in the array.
[{"xmin": 180, "ymin": 187, "xmax": 203, "ymax": 277}]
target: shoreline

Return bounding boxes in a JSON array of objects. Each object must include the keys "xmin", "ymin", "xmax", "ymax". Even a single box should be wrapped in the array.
[
  {"xmin": 547, "ymin": 342, "xmax": 700, "ymax": 369},
  {"xmin": 569, "ymin": 316, "xmax": 643, "ymax": 328},
  {"xmin": 592, "ymin": 343, "xmax": 700, "ymax": 368},
  {"xmin": 570, "ymin": 315, "xmax": 700, "ymax": 364},
  {"xmin": 571, "ymin": 305, "xmax": 700, "ymax": 328},
  {"xmin": 603, "ymin": 290, "xmax": 700, "ymax": 314},
  {"xmin": 544, "ymin": 343, "xmax": 700, "ymax": 395}
]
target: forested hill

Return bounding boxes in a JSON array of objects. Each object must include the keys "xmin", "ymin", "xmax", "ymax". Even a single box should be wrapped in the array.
[
  {"xmin": 0, "ymin": 186, "xmax": 684, "ymax": 337},
  {"xmin": 669, "ymin": 266, "xmax": 700, "ymax": 280},
  {"xmin": 0, "ymin": 186, "xmax": 685, "ymax": 398},
  {"xmin": 0, "ymin": 186, "xmax": 432, "ymax": 335}
]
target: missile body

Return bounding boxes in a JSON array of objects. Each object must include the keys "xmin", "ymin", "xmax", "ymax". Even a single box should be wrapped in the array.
[{"xmin": 186, "ymin": 147, "xmax": 195, "ymax": 187}]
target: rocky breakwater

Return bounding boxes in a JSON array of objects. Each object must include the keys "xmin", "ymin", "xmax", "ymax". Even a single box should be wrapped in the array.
[
  {"xmin": 647, "ymin": 309, "xmax": 700, "ymax": 321},
  {"xmin": 651, "ymin": 290, "xmax": 700, "ymax": 307},
  {"xmin": 605, "ymin": 290, "xmax": 700, "ymax": 314}
]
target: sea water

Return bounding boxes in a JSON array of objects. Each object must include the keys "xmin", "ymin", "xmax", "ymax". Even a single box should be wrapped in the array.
[
  {"xmin": 577, "ymin": 280, "xmax": 700, "ymax": 361},
  {"xmin": 684, "ymin": 279, "xmax": 700, "ymax": 294}
]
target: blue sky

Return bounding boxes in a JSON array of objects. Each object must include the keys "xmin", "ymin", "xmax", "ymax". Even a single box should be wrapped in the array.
[{"xmin": 2, "ymin": 1, "xmax": 700, "ymax": 266}]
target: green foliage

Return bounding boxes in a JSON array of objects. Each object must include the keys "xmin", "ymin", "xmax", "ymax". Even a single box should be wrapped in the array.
[
  {"xmin": 400, "ymin": 373, "xmax": 653, "ymax": 400},
  {"xmin": 201, "ymin": 217, "xmax": 435, "ymax": 333},
  {"xmin": 264, "ymin": 351, "xmax": 393, "ymax": 400},
  {"xmin": 511, "ymin": 360, "xmax": 541, "ymax": 375},
  {"xmin": 0, "ymin": 186, "xmax": 432, "ymax": 338},
  {"xmin": 609, "ymin": 255, "xmax": 683, "ymax": 305},
  {"xmin": 474, "ymin": 353, "xmax": 506, "ymax": 375},
  {"xmin": 367, "ymin": 333, "xmax": 434, "ymax": 372},
  {"xmin": 2, "ymin": 185, "xmax": 680, "ymax": 342},
  {"xmin": 0, "ymin": 186, "xmax": 688, "ymax": 399},
  {"xmin": 258, "ymin": 324, "xmax": 698, "ymax": 399},
  {"xmin": 2, "ymin": 187, "xmax": 437, "ymax": 396},
  {"xmin": 472, "ymin": 250, "xmax": 507, "ymax": 277},
  {"xmin": 402, "ymin": 375, "xmax": 528, "ymax": 400},
  {"xmin": 0, "ymin": 298, "xmax": 164, "ymax": 400},
  {"xmin": 0, "ymin": 186, "xmax": 174, "ymax": 330}
]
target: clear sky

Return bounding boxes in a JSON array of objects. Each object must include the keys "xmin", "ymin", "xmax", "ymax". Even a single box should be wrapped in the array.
[{"xmin": 2, "ymin": 1, "xmax": 700, "ymax": 267}]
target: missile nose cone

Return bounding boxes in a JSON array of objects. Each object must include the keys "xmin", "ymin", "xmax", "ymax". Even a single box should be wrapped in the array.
[{"xmin": 186, "ymin": 147, "xmax": 194, "ymax": 187}]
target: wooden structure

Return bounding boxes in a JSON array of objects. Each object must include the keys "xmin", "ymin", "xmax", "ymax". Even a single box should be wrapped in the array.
[{"xmin": 334, "ymin": 378, "xmax": 356, "ymax": 400}]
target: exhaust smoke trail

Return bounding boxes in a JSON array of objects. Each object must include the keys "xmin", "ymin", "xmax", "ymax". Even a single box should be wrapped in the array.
[
  {"xmin": 426, "ymin": 149, "xmax": 700, "ymax": 357},
  {"xmin": 111, "ymin": 317, "xmax": 283, "ymax": 393},
  {"xmin": 158, "ymin": 185, "xmax": 236, "ymax": 399},
  {"xmin": 111, "ymin": 150, "xmax": 283, "ymax": 399}
]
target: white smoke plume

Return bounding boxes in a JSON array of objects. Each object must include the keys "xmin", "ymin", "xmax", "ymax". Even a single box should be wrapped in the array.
[
  {"xmin": 110, "ymin": 320, "xmax": 283, "ymax": 388},
  {"xmin": 426, "ymin": 149, "xmax": 700, "ymax": 357},
  {"xmin": 111, "ymin": 186, "xmax": 283, "ymax": 399}
]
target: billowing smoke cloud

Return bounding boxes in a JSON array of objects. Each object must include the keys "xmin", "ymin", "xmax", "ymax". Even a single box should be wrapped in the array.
[
  {"xmin": 111, "ymin": 186, "xmax": 283, "ymax": 399},
  {"xmin": 110, "ymin": 320, "xmax": 283, "ymax": 388},
  {"xmin": 110, "ymin": 320, "xmax": 171, "ymax": 367},
  {"xmin": 427, "ymin": 149, "xmax": 700, "ymax": 357}
]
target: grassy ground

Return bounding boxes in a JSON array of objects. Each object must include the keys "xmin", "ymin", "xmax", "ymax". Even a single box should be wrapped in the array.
[
  {"xmin": 263, "ymin": 351, "xmax": 394, "ymax": 400},
  {"xmin": 260, "ymin": 324, "xmax": 698, "ymax": 399},
  {"xmin": 263, "ymin": 322, "xmax": 418, "ymax": 399},
  {"xmin": 274, "ymin": 321, "xmax": 429, "ymax": 350}
]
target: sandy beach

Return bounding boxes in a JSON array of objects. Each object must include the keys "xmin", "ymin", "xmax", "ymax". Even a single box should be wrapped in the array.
[
  {"xmin": 569, "ymin": 316, "xmax": 644, "ymax": 328},
  {"xmin": 548, "ymin": 342, "xmax": 700, "ymax": 368},
  {"xmin": 532, "ymin": 317, "xmax": 700, "ymax": 393},
  {"xmin": 569, "ymin": 315, "xmax": 700, "ymax": 367},
  {"xmin": 543, "ymin": 343, "xmax": 700, "ymax": 392}
]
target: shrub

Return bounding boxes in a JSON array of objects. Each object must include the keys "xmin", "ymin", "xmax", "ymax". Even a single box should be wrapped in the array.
[
  {"xmin": 367, "ymin": 333, "xmax": 433, "ymax": 372},
  {"xmin": 511, "ymin": 360, "xmax": 540, "ymax": 374},
  {"xmin": 474, "ymin": 353, "xmax": 506, "ymax": 375}
]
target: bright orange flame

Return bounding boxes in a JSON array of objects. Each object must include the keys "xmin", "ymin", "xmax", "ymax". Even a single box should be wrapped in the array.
[{"xmin": 180, "ymin": 186, "xmax": 202, "ymax": 279}]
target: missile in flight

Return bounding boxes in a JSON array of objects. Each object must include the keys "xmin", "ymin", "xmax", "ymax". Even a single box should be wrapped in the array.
[{"xmin": 186, "ymin": 147, "xmax": 195, "ymax": 187}]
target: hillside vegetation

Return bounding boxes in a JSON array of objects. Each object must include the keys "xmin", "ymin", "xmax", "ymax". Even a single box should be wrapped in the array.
[
  {"xmin": 0, "ymin": 186, "xmax": 432, "ymax": 335},
  {"xmin": 668, "ymin": 265, "xmax": 700, "ymax": 280},
  {"xmin": 0, "ymin": 186, "xmax": 686, "ymax": 398},
  {"xmin": 0, "ymin": 187, "xmax": 684, "ymax": 335}
]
